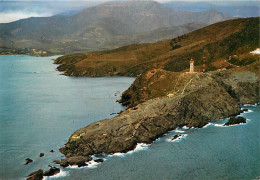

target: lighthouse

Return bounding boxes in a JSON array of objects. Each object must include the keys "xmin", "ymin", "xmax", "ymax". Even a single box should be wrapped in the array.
[
  {"xmin": 190, "ymin": 57, "xmax": 194, "ymax": 73},
  {"xmin": 202, "ymin": 56, "xmax": 206, "ymax": 73}
]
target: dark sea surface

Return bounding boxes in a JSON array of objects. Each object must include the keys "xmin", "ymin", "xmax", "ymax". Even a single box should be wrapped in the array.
[{"xmin": 0, "ymin": 55, "xmax": 259, "ymax": 180}]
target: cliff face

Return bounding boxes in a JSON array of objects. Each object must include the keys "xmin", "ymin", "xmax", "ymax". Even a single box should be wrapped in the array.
[
  {"xmin": 60, "ymin": 69, "xmax": 259, "ymax": 157},
  {"xmin": 120, "ymin": 68, "xmax": 260, "ymax": 107},
  {"xmin": 212, "ymin": 70, "xmax": 259, "ymax": 104}
]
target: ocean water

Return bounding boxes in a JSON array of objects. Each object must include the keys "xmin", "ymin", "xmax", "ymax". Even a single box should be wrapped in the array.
[
  {"xmin": 0, "ymin": 56, "xmax": 259, "ymax": 180},
  {"xmin": 0, "ymin": 55, "xmax": 135, "ymax": 179},
  {"xmin": 63, "ymin": 104, "xmax": 260, "ymax": 180}
]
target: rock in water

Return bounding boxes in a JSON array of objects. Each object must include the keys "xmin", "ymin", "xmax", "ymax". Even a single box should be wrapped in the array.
[
  {"xmin": 53, "ymin": 159, "xmax": 61, "ymax": 164},
  {"xmin": 43, "ymin": 166, "xmax": 60, "ymax": 176},
  {"xmin": 39, "ymin": 153, "xmax": 44, "ymax": 157},
  {"xmin": 58, "ymin": 156, "xmax": 92, "ymax": 167},
  {"xmin": 26, "ymin": 169, "xmax": 43, "ymax": 180},
  {"xmin": 171, "ymin": 135, "xmax": 181, "ymax": 141},
  {"xmin": 224, "ymin": 117, "xmax": 247, "ymax": 126},
  {"xmin": 24, "ymin": 158, "xmax": 33, "ymax": 165},
  {"xmin": 94, "ymin": 159, "xmax": 104, "ymax": 163}
]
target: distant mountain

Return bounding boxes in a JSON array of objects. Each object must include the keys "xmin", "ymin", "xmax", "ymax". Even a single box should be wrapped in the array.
[
  {"xmin": 163, "ymin": 1, "xmax": 260, "ymax": 17},
  {"xmin": 0, "ymin": 0, "xmax": 232, "ymax": 55}
]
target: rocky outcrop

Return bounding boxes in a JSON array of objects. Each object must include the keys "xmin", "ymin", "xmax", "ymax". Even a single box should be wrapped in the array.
[
  {"xmin": 59, "ymin": 68, "xmax": 260, "ymax": 157},
  {"xmin": 26, "ymin": 169, "xmax": 43, "ymax": 180},
  {"xmin": 212, "ymin": 70, "xmax": 259, "ymax": 104},
  {"xmin": 55, "ymin": 156, "xmax": 92, "ymax": 167},
  {"xmin": 39, "ymin": 153, "xmax": 44, "ymax": 157},
  {"xmin": 224, "ymin": 117, "xmax": 247, "ymax": 126},
  {"xmin": 171, "ymin": 135, "xmax": 181, "ymax": 141},
  {"xmin": 26, "ymin": 166, "xmax": 60, "ymax": 180},
  {"xmin": 24, "ymin": 158, "xmax": 33, "ymax": 165},
  {"xmin": 94, "ymin": 159, "xmax": 104, "ymax": 163},
  {"xmin": 120, "ymin": 69, "xmax": 259, "ymax": 107},
  {"xmin": 43, "ymin": 166, "xmax": 60, "ymax": 176}
]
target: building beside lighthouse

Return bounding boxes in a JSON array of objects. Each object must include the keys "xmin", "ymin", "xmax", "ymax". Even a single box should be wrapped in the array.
[{"xmin": 190, "ymin": 57, "xmax": 194, "ymax": 73}]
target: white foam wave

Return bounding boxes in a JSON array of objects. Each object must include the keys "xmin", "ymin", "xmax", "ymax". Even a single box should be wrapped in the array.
[
  {"xmin": 243, "ymin": 103, "xmax": 258, "ymax": 107},
  {"xmin": 86, "ymin": 160, "xmax": 99, "ymax": 169},
  {"xmin": 110, "ymin": 152, "xmax": 125, "ymax": 157},
  {"xmin": 134, "ymin": 143, "xmax": 149, "ymax": 151},
  {"xmin": 250, "ymin": 48, "xmax": 260, "ymax": 55},
  {"xmin": 67, "ymin": 165, "xmax": 86, "ymax": 169},
  {"xmin": 242, "ymin": 109, "xmax": 253, "ymax": 114},
  {"xmin": 202, "ymin": 123, "xmax": 214, "ymax": 128},
  {"xmin": 182, "ymin": 126, "xmax": 189, "ymax": 129},
  {"xmin": 67, "ymin": 158, "xmax": 104, "ymax": 170},
  {"xmin": 43, "ymin": 169, "xmax": 69, "ymax": 180},
  {"xmin": 108, "ymin": 143, "xmax": 149, "ymax": 158},
  {"xmin": 214, "ymin": 123, "xmax": 225, "ymax": 127},
  {"xmin": 174, "ymin": 129, "xmax": 185, "ymax": 133}
]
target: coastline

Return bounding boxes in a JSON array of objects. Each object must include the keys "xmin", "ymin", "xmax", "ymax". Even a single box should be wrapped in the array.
[
  {"xmin": 0, "ymin": 54, "xmax": 62, "ymax": 60},
  {"xmin": 59, "ymin": 68, "xmax": 259, "ymax": 159},
  {"xmin": 44, "ymin": 103, "xmax": 259, "ymax": 180},
  {"xmin": 8, "ymin": 53, "xmax": 258, "ymax": 180}
]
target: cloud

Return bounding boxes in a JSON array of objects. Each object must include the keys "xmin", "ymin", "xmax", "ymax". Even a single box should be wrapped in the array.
[{"xmin": 0, "ymin": 12, "xmax": 52, "ymax": 23}]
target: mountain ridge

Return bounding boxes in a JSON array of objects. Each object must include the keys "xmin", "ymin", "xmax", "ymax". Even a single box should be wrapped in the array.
[{"xmin": 0, "ymin": 0, "xmax": 232, "ymax": 55}]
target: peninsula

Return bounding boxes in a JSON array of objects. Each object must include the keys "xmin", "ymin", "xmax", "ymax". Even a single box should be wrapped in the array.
[{"xmin": 55, "ymin": 17, "xmax": 259, "ymax": 162}]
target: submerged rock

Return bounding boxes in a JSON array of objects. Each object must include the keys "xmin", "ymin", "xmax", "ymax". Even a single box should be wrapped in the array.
[
  {"xmin": 24, "ymin": 158, "xmax": 33, "ymax": 165},
  {"xmin": 58, "ymin": 156, "xmax": 92, "ymax": 167},
  {"xmin": 26, "ymin": 169, "xmax": 43, "ymax": 180},
  {"xmin": 43, "ymin": 166, "xmax": 60, "ymax": 176},
  {"xmin": 225, "ymin": 117, "xmax": 247, "ymax": 126}
]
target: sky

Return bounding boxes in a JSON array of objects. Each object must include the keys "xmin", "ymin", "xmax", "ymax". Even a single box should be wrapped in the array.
[{"xmin": 0, "ymin": 0, "xmax": 258, "ymax": 23}]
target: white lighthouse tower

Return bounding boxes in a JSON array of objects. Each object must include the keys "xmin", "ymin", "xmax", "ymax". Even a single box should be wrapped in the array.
[{"xmin": 190, "ymin": 57, "xmax": 194, "ymax": 73}]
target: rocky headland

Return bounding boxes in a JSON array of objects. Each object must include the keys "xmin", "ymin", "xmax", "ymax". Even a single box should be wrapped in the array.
[{"xmin": 59, "ymin": 67, "xmax": 259, "ymax": 158}]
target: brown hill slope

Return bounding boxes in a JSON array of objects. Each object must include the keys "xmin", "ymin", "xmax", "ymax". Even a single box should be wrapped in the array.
[{"xmin": 55, "ymin": 17, "xmax": 259, "ymax": 77}]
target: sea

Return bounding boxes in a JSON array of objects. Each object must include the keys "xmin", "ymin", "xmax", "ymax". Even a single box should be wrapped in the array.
[{"xmin": 0, "ymin": 55, "xmax": 259, "ymax": 180}]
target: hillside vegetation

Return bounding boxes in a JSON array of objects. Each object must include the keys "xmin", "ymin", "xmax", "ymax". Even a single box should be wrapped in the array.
[{"xmin": 54, "ymin": 17, "xmax": 259, "ymax": 77}]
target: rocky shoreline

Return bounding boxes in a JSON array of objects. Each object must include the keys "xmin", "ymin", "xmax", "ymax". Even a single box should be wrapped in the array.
[
  {"xmin": 26, "ymin": 66, "xmax": 259, "ymax": 180},
  {"xmin": 59, "ymin": 68, "xmax": 259, "ymax": 158}
]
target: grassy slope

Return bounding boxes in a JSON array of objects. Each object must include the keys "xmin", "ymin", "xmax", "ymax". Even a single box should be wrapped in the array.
[{"xmin": 54, "ymin": 17, "xmax": 259, "ymax": 77}]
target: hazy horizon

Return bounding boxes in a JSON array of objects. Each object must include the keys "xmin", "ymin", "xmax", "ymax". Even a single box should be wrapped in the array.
[{"xmin": 0, "ymin": 0, "xmax": 259, "ymax": 23}]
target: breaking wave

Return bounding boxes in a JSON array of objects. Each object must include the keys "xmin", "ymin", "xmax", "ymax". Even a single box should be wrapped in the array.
[
  {"xmin": 43, "ymin": 169, "xmax": 69, "ymax": 180},
  {"xmin": 108, "ymin": 143, "xmax": 149, "ymax": 158}
]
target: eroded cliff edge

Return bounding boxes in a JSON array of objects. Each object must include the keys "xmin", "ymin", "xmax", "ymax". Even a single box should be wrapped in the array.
[{"xmin": 60, "ymin": 67, "xmax": 259, "ymax": 157}]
